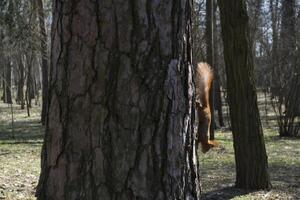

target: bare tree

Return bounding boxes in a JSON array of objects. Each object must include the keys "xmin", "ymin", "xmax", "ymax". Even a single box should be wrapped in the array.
[
  {"xmin": 36, "ymin": 0, "xmax": 49, "ymax": 125},
  {"xmin": 218, "ymin": 0, "xmax": 271, "ymax": 189}
]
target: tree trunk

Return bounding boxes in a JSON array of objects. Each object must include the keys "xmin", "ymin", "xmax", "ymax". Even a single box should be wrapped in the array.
[
  {"xmin": 214, "ymin": 76, "xmax": 224, "ymax": 127},
  {"xmin": 26, "ymin": 53, "xmax": 34, "ymax": 110},
  {"xmin": 206, "ymin": 0, "xmax": 215, "ymax": 139},
  {"xmin": 218, "ymin": 0, "xmax": 271, "ymax": 190},
  {"xmin": 278, "ymin": 0, "xmax": 298, "ymax": 137},
  {"xmin": 17, "ymin": 57, "xmax": 25, "ymax": 109},
  {"xmin": 212, "ymin": 0, "xmax": 224, "ymax": 127},
  {"xmin": 36, "ymin": 0, "xmax": 49, "ymax": 125},
  {"xmin": 2, "ymin": 68, "xmax": 6, "ymax": 102},
  {"xmin": 26, "ymin": 53, "xmax": 35, "ymax": 108},
  {"xmin": 26, "ymin": 84, "xmax": 31, "ymax": 117},
  {"xmin": 5, "ymin": 59, "xmax": 12, "ymax": 104},
  {"xmin": 269, "ymin": 0, "xmax": 280, "ymax": 98},
  {"xmin": 36, "ymin": 0, "xmax": 201, "ymax": 199}
]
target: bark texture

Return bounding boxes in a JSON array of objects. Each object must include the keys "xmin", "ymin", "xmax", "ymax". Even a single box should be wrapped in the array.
[
  {"xmin": 36, "ymin": 0, "xmax": 201, "ymax": 199},
  {"xmin": 218, "ymin": 0, "xmax": 271, "ymax": 190}
]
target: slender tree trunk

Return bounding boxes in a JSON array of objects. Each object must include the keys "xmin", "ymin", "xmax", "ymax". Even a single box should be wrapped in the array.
[
  {"xmin": 214, "ymin": 76, "xmax": 224, "ymax": 127},
  {"xmin": 218, "ymin": 0, "xmax": 271, "ymax": 190},
  {"xmin": 5, "ymin": 59, "xmax": 12, "ymax": 104},
  {"xmin": 278, "ymin": 0, "xmax": 298, "ymax": 137},
  {"xmin": 17, "ymin": 57, "xmax": 25, "ymax": 109},
  {"xmin": 26, "ymin": 53, "xmax": 34, "ymax": 112},
  {"xmin": 32, "ymin": 56, "xmax": 41, "ymax": 106},
  {"xmin": 33, "ymin": 75, "xmax": 39, "ymax": 106},
  {"xmin": 36, "ymin": 0, "xmax": 201, "ymax": 199},
  {"xmin": 270, "ymin": 0, "xmax": 280, "ymax": 98},
  {"xmin": 26, "ymin": 85, "xmax": 30, "ymax": 117},
  {"xmin": 2, "ymin": 68, "xmax": 6, "ymax": 102},
  {"xmin": 213, "ymin": 0, "xmax": 224, "ymax": 127},
  {"xmin": 27, "ymin": 53, "xmax": 34, "ymax": 108},
  {"xmin": 206, "ymin": 0, "xmax": 215, "ymax": 139},
  {"xmin": 36, "ymin": 0, "xmax": 49, "ymax": 125}
]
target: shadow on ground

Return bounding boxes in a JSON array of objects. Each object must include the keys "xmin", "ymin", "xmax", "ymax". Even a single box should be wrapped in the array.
[
  {"xmin": 202, "ymin": 187, "xmax": 250, "ymax": 200},
  {"xmin": 0, "ymin": 119, "xmax": 43, "ymax": 143},
  {"xmin": 269, "ymin": 163, "xmax": 300, "ymax": 192}
]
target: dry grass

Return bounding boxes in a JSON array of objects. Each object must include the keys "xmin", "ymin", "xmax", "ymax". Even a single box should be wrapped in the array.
[
  {"xmin": 200, "ymin": 129, "xmax": 300, "ymax": 200},
  {"xmin": 0, "ymin": 102, "xmax": 43, "ymax": 200}
]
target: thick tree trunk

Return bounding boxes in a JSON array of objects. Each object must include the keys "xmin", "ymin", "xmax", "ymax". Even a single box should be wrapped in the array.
[
  {"xmin": 36, "ymin": 0, "xmax": 201, "ymax": 199},
  {"xmin": 218, "ymin": 0, "xmax": 271, "ymax": 190},
  {"xmin": 36, "ymin": 0, "xmax": 49, "ymax": 125}
]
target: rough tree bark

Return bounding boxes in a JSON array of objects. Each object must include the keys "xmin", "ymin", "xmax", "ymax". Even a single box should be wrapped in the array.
[
  {"xmin": 36, "ymin": 0, "xmax": 201, "ymax": 199},
  {"xmin": 36, "ymin": 0, "xmax": 49, "ymax": 125},
  {"xmin": 218, "ymin": 0, "xmax": 271, "ymax": 189}
]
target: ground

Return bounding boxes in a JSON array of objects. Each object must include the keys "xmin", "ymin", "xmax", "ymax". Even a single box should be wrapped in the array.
[
  {"xmin": 0, "ymin": 103, "xmax": 42, "ymax": 200},
  {"xmin": 0, "ymin": 95, "xmax": 299, "ymax": 199},
  {"xmin": 200, "ymin": 128, "xmax": 300, "ymax": 200}
]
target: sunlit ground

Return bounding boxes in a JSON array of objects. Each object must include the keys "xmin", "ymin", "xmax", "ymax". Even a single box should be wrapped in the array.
[
  {"xmin": 200, "ymin": 128, "xmax": 300, "ymax": 199},
  {"xmin": 0, "ymin": 102, "xmax": 43, "ymax": 200},
  {"xmin": 0, "ymin": 93, "xmax": 299, "ymax": 199}
]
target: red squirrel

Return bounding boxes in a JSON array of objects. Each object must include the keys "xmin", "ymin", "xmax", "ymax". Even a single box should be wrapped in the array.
[{"xmin": 195, "ymin": 62, "xmax": 218, "ymax": 153}]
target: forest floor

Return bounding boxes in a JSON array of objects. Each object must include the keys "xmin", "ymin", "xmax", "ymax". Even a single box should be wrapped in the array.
[
  {"xmin": 0, "ymin": 94, "xmax": 299, "ymax": 200},
  {"xmin": 0, "ymin": 102, "xmax": 42, "ymax": 200},
  {"xmin": 200, "ymin": 128, "xmax": 300, "ymax": 200}
]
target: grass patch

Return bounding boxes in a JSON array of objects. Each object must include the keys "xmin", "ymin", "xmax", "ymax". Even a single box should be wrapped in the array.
[
  {"xmin": 200, "ymin": 129, "xmax": 300, "ymax": 199},
  {"xmin": 0, "ymin": 102, "xmax": 43, "ymax": 200}
]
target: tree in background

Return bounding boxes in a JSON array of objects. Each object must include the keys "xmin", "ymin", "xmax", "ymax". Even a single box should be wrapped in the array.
[
  {"xmin": 37, "ymin": 0, "xmax": 49, "ymax": 125},
  {"xmin": 274, "ymin": 0, "xmax": 300, "ymax": 137},
  {"xmin": 192, "ymin": 0, "xmax": 206, "ymax": 65},
  {"xmin": 36, "ymin": 0, "xmax": 201, "ymax": 199},
  {"xmin": 205, "ymin": 0, "xmax": 215, "ymax": 139},
  {"xmin": 212, "ymin": 0, "xmax": 224, "ymax": 128},
  {"xmin": 0, "ymin": 0, "xmax": 50, "ymax": 115},
  {"xmin": 194, "ymin": 0, "xmax": 224, "ymax": 132},
  {"xmin": 218, "ymin": 0, "xmax": 271, "ymax": 189}
]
